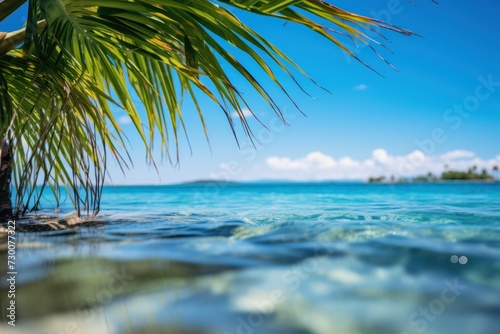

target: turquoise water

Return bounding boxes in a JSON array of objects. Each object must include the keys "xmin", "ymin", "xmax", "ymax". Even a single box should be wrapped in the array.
[{"xmin": 1, "ymin": 182, "xmax": 500, "ymax": 333}]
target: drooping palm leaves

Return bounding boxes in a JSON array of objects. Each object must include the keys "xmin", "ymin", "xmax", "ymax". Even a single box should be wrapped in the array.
[{"xmin": 0, "ymin": 0, "xmax": 415, "ymax": 217}]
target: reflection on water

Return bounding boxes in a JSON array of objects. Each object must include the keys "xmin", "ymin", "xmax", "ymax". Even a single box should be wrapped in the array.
[{"xmin": 1, "ymin": 183, "xmax": 499, "ymax": 333}]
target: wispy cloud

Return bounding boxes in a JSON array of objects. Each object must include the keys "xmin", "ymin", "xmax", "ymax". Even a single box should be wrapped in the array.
[
  {"xmin": 263, "ymin": 149, "xmax": 500, "ymax": 181},
  {"xmin": 440, "ymin": 150, "xmax": 475, "ymax": 160},
  {"xmin": 231, "ymin": 108, "xmax": 254, "ymax": 119},
  {"xmin": 353, "ymin": 84, "xmax": 368, "ymax": 91},
  {"xmin": 118, "ymin": 115, "xmax": 132, "ymax": 125}
]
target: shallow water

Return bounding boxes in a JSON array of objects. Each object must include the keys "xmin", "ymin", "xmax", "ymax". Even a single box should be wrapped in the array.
[{"xmin": 1, "ymin": 182, "xmax": 500, "ymax": 333}]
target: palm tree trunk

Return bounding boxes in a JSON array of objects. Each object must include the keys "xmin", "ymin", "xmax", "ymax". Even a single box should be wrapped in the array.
[{"xmin": 0, "ymin": 139, "xmax": 13, "ymax": 221}]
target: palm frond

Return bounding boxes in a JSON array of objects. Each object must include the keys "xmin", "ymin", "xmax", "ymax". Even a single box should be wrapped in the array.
[
  {"xmin": 0, "ymin": 0, "xmax": 28, "ymax": 21},
  {"xmin": 1, "ymin": 0, "xmax": 418, "ymax": 216}
]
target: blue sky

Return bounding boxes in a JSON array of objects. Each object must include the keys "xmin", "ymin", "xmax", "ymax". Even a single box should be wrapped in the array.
[{"xmin": 2, "ymin": 0, "xmax": 500, "ymax": 183}]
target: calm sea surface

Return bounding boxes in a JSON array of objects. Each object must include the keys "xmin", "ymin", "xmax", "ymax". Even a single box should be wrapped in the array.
[{"xmin": 1, "ymin": 182, "xmax": 499, "ymax": 333}]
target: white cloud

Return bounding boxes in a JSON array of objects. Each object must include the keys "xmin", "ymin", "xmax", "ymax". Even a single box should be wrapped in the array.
[
  {"xmin": 262, "ymin": 149, "xmax": 500, "ymax": 181},
  {"xmin": 338, "ymin": 156, "xmax": 359, "ymax": 168},
  {"xmin": 353, "ymin": 84, "xmax": 368, "ymax": 91},
  {"xmin": 267, "ymin": 151, "xmax": 336, "ymax": 170},
  {"xmin": 372, "ymin": 148, "xmax": 390, "ymax": 164},
  {"xmin": 440, "ymin": 150, "xmax": 475, "ymax": 161},
  {"xmin": 231, "ymin": 108, "xmax": 254, "ymax": 119},
  {"xmin": 118, "ymin": 115, "xmax": 132, "ymax": 125}
]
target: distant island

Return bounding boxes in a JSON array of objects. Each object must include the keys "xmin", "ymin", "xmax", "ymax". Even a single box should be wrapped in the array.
[
  {"xmin": 369, "ymin": 166, "xmax": 499, "ymax": 183},
  {"xmin": 181, "ymin": 180, "xmax": 238, "ymax": 185}
]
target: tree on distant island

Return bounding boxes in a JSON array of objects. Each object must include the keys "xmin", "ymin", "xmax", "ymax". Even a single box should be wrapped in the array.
[
  {"xmin": 368, "ymin": 167, "xmax": 495, "ymax": 183},
  {"xmin": 368, "ymin": 176, "xmax": 386, "ymax": 183},
  {"xmin": 441, "ymin": 169, "xmax": 493, "ymax": 181}
]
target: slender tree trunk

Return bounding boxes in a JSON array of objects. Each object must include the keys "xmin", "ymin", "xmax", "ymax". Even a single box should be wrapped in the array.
[{"xmin": 0, "ymin": 139, "xmax": 13, "ymax": 222}]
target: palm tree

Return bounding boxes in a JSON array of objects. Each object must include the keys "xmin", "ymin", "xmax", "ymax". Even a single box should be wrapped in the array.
[
  {"xmin": 0, "ymin": 140, "xmax": 12, "ymax": 219},
  {"xmin": 493, "ymin": 165, "xmax": 499, "ymax": 180},
  {"xmin": 0, "ymin": 0, "xmax": 416, "ymax": 220}
]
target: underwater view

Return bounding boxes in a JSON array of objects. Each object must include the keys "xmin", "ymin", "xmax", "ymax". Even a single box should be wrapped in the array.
[{"xmin": 1, "ymin": 182, "xmax": 499, "ymax": 334}]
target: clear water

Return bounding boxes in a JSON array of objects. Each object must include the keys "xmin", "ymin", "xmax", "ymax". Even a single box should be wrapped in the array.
[{"xmin": 1, "ymin": 182, "xmax": 499, "ymax": 334}]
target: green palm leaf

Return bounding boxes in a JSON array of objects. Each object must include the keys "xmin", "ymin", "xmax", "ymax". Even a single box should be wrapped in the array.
[{"xmin": 0, "ymin": 0, "xmax": 417, "ymax": 217}]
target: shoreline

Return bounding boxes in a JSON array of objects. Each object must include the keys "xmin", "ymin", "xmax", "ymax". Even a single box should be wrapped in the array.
[{"xmin": 0, "ymin": 215, "xmax": 103, "ymax": 233}]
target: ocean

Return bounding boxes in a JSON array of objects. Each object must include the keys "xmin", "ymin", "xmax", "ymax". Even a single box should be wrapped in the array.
[{"xmin": 1, "ymin": 182, "xmax": 499, "ymax": 333}]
